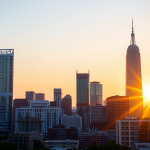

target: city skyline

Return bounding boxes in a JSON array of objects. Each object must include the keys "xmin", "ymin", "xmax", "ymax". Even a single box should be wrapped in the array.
[{"xmin": 0, "ymin": 1, "xmax": 150, "ymax": 107}]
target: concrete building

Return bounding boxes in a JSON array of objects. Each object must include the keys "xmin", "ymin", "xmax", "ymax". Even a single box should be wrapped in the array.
[
  {"xmin": 79, "ymin": 131, "xmax": 108, "ymax": 147},
  {"xmin": 0, "ymin": 49, "xmax": 14, "ymax": 131},
  {"xmin": 90, "ymin": 82, "xmax": 102, "ymax": 105},
  {"xmin": 44, "ymin": 140, "xmax": 79, "ymax": 150},
  {"xmin": 48, "ymin": 125, "xmax": 78, "ymax": 140},
  {"xmin": 107, "ymin": 95, "xmax": 129, "ymax": 129},
  {"xmin": 35, "ymin": 93, "xmax": 45, "ymax": 100},
  {"xmin": 61, "ymin": 114, "xmax": 82, "ymax": 136},
  {"xmin": 13, "ymin": 99, "xmax": 30, "ymax": 130},
  {"xmin": 54, "ymin": 89, "xmax": 63, "ymax": 108},
  {"xmin": 50, "ymin": 101, "xmax": 57, "ymax": 107},
  {"xmin": 26, "ymin": 91, "xmax": 35, "ymax": 100},
  {"xmin": 15, "ymin": 100, "xmax": 62, "ymax": 137},
  {"xmin": 76, "ymin": 73, "xmax": 90, "ymax": 129},
  {"xmin": 126, "ymin": 20, "xmax": 143, "ymax": 118},
  {"xmin": 30, "ymin": 100, "xmax": 49, "ymax": 108},
  {"xmin": 62, "ymin": 95, "xmax": 72, "ymax": 116},
  {"xmin": 8, "ymin": 134, "xmax": 33, "ymax": 150},
  {"xmin": 116, "ymin": 116, "xmax": 150, "ymax": 148}
]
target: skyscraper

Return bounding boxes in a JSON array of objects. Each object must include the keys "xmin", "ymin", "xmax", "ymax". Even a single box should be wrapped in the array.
[
  {"xmin": 126, "ymin": 20, "xmax": 143, "ymax": 118},
  {"xmin": 26, "ymin": 91, "xmax": 35, "ymax": 100},
  {"xmin": 90, "ymin": 81, "xmax": 102, "ymax": 105},
  {"xmin": 0, "ymin": 49, "xmax": 14, "ymax": 131},
  {"xmin": 54, "ymin": 88, "xmax": 62, "ymax": 108},
  {"xmin": 76, "ymin": 72, "xmax": 90, "ymax": 129},
  {"xmin": 35, "ymin": 93, "xmax": 45, "ymax": 100}
]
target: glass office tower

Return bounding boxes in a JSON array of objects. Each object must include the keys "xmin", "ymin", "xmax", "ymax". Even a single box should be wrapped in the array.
[{"xmin": 0, "ymin": 49, "xmax": 14, "ymax": 131}]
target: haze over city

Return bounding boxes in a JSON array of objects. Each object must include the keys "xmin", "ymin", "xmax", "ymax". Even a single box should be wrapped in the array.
[{"xmin": 0, "ymin": 0, "xmax": 150, "ymax": 107}]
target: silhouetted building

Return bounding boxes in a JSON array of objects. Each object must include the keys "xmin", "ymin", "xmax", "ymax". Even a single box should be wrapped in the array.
[
  {"xmin": 90, "ymin": 82, "xmax": 102, "ymax": 105},
  {"xmin": 26, "ymin": 91, "xmax": 35, "ymax": 100},
  {"xmin": 126, "ymin": 20, "xmax": 143, "ymax": 118},
  {"xmin": 107, "ymin": 95, "xmax": 129, "ymax": 129},
  {"xmin": 54, "ymin": 89, "xmax": 62, "ymax": 108},
  {"xmin": 85, "ymin": 112, "xmax": 90, "ymax": 129},
  {"xmin": 50, "ymin": 101, "xmax": 57, "ymax": 107},
  {"xmin": 17, "ymin": 117, "xmax": 42, "ymax": 133},
  {"xmin": 48, "ymin": 125, "xmax": 78, "ymax": 140},
  {"xmin": 62, "ymin": 95, "xmax": 72, "ymax": 116},
  {"xmin": 13, "ymin": 99, "xmax": 30, "ymax": 131},
  {"xmin": 0, "ymin": 49, "xmax": 14, "ymax": 131},
  {"xmin": 8, "ymin": 134, "xmax": 33, "ymax": 150},
  {"xmin": 76, "ymin": 73, "xmax": 90, "ymax": 129},
  {"xmin": 35, "ymin": 93, "xmax": 45, "ymax": 100},
  {"xmin": 79, "ymin": 131, "xmax": 108, "ymax": 147}
]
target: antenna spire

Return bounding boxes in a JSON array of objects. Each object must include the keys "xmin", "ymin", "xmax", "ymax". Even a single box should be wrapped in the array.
[{"xmin": 130, "ymin": 18, "xmax": 136, "ymax": 45}]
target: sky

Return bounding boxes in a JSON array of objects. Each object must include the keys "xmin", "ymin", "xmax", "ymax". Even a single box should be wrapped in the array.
[{"xmin": 0, "ymin": 0, "xmax": 150, "ymax": 107}]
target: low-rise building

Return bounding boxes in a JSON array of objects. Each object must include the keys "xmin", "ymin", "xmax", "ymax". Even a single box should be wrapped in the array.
[
  {"xmin": 8, "ymin": 134, "xmax": 33, "ymax": 150},
  {"xmin": 44, "ymin": 140, "xmax": 79, "ymax": 149},
  {"xmin": 79, "ymin": 131, "xmax": 108, "ymax": 148}
]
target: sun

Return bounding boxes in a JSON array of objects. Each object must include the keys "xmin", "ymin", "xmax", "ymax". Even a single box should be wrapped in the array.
[{"xmin": 143, "ymin": 85, "xmax": 150, "ymax": 100}]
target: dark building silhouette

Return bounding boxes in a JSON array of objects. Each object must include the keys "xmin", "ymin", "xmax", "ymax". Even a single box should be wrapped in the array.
[
  {"xmin": 48, "ymin": 125, "xmax": 78, "ymax": 140},
  {"xmin": 35, "ymin": 93, "xmax": 45, "ymax": 100},
  {"xmin": 76, "ymin": 72, "xmax": 90, "ymax": 129},
  {"xmin": 50, "ymin": 101, "xmax": 57, "ymax": 107},
  {"xmin": 107, "ymin": 95, "xmax": 129, "ymax": 129},
  {"xmin": 26, "ymin": 91, "xmax": 35, "ymax": 100},
  {"xmin": 62, "ymin": 95, "xmax": 72, "ymax": 116},
  {"xmin": 13, "ymin": 99, "xmax": 30, "ymax": 131},
  {"xmin": 126, "ymin": 20, "xmax": 143, "ymax": 118}
]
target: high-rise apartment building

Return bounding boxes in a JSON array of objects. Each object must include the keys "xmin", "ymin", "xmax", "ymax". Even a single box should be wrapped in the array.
[
  {"xmin": 76, "ymin": 73, "xmax": 90, "ymax": 129},
  {"xmin": 54, "ymin": 89, "xmax": 62, "ymax": 108},
  {"xmin": 90, "ymin": 82, "xmax": 102, "ymax": 105},
  {"xmin": 126, "ymin": 21, "xmax": 143, "ymax": 118},
  {"xmin": 35, "ymin": 93, "xmax": 45, "ymax": 100},
  {"xmin": 106, "ymin": 95, "xmax": 129, "ymax": 129},
  {"xmin": 62, "ymin": 95, "xmax": 72, "ymax": 116},
  {"xmin": 0, "ymin": 49, "xmax": 14, "ymax": 131},
  {"xmin": 26, "ymin": 91, "xmax": 35, "ymax": 100}
]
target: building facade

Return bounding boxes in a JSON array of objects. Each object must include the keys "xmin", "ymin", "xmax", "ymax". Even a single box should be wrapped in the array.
[
  {"xmin": 13, "ymin": 99, "xmax": 30, "ymax": 130},
  {"xmin": 48, "ymin": 125, "xmax": 78, "ymax": 140},
  {"xmin": 76, "ymin": 73, "xmax": 90, "ymax": 129},
  {"xmin": 79, "ymin": 131, "xmax": 108, "ymax": 148},
  {"xmin": 35, "ymin": 93, "xmax": 45, "ymax": 100},
  {"xmin": 61, "ymin": 95, "xmax": 72, "ymax": 116},
  {"xmin": 15, "ymin": 103, "xmax": 62, "ymax": 137},
  {"xmin": 54, "ymin": 89, "xmax": 63, "ymax": 108},
  {"xmin": 90, "ymin": 82, "xmax": 102, "ymax": 105},
  {"xmin": 107, "ymin": 95, "xmax": 129, "ymax": 129},
  {"xmin": 126, "ymin": 21, "xmax": 143, "ymax": 118},
  {"xmin": 0, "ymin": 49, "xmax": 14, "ymax": 131},
  {"xmin": 26, "ymin": 91, "xmax": 35, "ymax": 100},
  {"xmin": 116, "ymin": 116, "xmax": 150, "ymax": 148}
]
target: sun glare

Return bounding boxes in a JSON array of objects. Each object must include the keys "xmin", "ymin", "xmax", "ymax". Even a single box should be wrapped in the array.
[{"xmin": 143, "ymin": 86, "xmax": 150, "ymax": 100}]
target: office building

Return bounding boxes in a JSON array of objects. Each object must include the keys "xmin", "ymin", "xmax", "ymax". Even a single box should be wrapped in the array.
[
  {"xmin": 107, "ymin": 95, "xmax": 129, "ymax": 129},
  {"xmin": 62, "ymin": 95, "xmax": 72, "ymax": 116},
  {"xmin": 116, "ymin": 116, "xmax": 150, "ymax": 148},
  {"xmin": 30, "ymin": 100, "xmax": 49, "ymax": 108},
  {"xmin": 13, "ymin": 99, "xmax": 30, "ymax": 130},
  {"xmin": 35, "ymin": 93, "xmax": 45, "ymax": 100},
  {"xmin": 90, "ymin": 82, "xmax": 102, "ymax": 105},
  {"xmin": 48, "ymin": 125, "xmax": 78, "ymax": 140},
  {"xmin": 85, "ymin": 112, "xmax": 90, "ymax": 129},
  {"xmin": 54, "ymin": 89, "xmax": 62, "ymax": 108},
  {"xmin": 76, "ymin": 73, "xmax": 90, "ymax": 129},
  {"xmin": 44, "ymin": 140, "xmax": 79, "ymax": 150},
  {"xmin": 15, "ymin": 100, "xmax": 62, "ymax": 137},
  {"xmin": 126, "ymin": 20, "xmax": 143, "ymax": 118},
  {"xmin": 26, "ymin": 91, "xmax": 35, "ymax": 100},
  {"xmin": 79, "ymin": 131, "xmax": 108, "ymax": 147},
  {"xmin": 50, "ymin": 101, "xmax": 57, "ymax": 107},
  {"xmin": 0, "ymin": 49, "xmax": 14, "ymax": 131},
  {"xmin": 8, "ymin": 134, "xmax": 33, "ymax": 150}
]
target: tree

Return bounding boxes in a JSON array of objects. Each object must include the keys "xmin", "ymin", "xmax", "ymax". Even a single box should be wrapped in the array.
[
  {"xmin": 0, "ymin": 142, "xmax": 17, "ymax": 150},
  {"xmin": 22, "ymin": 143, "xmax": 28, "ymax": 150}
]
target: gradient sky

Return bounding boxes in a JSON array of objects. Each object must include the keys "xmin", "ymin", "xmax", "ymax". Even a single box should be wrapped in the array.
[{"xmin": 0, "ymin": 0, "xmax": 150, "ymax": 107}]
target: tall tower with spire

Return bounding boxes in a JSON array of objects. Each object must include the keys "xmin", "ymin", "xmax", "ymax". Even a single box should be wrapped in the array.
[{"xmin": 126, "ymin": 20, "xmax": 143, "ymax": 118}]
